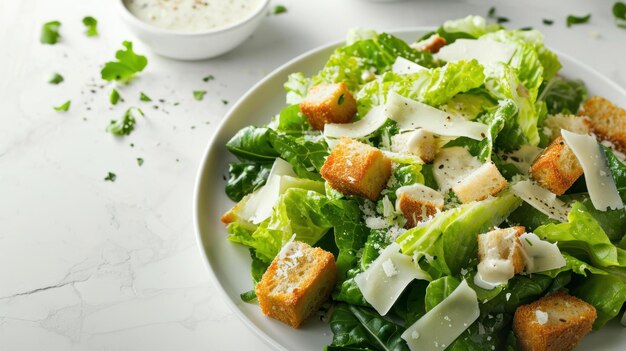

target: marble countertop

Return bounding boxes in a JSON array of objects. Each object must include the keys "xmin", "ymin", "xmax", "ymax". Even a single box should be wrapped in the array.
[{"xmin": 1, "ymin": 0, "xmax": 624, "ymax": 350}]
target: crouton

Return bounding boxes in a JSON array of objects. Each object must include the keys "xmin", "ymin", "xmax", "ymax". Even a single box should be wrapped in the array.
[
  {"xmin": 414, "ymin": 34, "xmax": 447, "ymax": 53},
  {"xmin": 321, "ymin": 138, "xmax": 392, "ymax": 201},
  {"xmin": 451, "ymin": 162, "xmax": 507, "ymax": 203},
  {"xmin": 579, "ymin": 96, "xmax": 626, "ymax": 152},
  {"xmin": 530, "ymin": 136, "xmax": 583, "ymax": 195},
  {"xmin": 513, "ymin": 291, "xmax": 597, "ymax": 351},
  {"xmin": 255, "ymin": 241, "xmax": 337, "ymax": 328},
  {"xmin": 478, "ymin": 226, "xmax": 525, "ymax": 275},
  {"xmin": 395, "ymin": 183, "xmax": 444, "ymax": 228},
  {"xmin": 544, "ymin": 114, "xmax": 591, "ymax": 142},
  {"xmin": 300, "ymin": 83, "xmax": 357, "ymax": 130},
  {"xmin": 390, "ymin": 129, "xmax": 437, "ymax": 163}
]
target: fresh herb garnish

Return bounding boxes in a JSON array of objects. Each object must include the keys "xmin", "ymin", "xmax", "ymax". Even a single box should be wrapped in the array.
[
  {"xmin": 48, "ymin": 73, "xmax": 64, "ymax": 84},
  {"xmin": 273, "ymin": 5, "xmax": 287, "ymax": 15},
  {"xmin": 104, "ymin": 172, "xmax": 117, "ymax": 182},
  {"xmin": 137, "ymin": 157, "xmax": 144, "ymax": 166},
  {"xmin": 193, "ymin": 91, "xmax": 207, "ymax": 101},
  {"xmin": 497, "ymin": 17, "xmax": 510, "ymax": 24},
  {"xmin": 566, "ymin": 14, "xmax": 591, "ymax": 27},
  {"xmin": 54, "ymin": 100, "xmax": 71, "ymax": 112},
  {"xmin": 519, "ymin": 26, "xmax": 533, "ymax": 31},
  {"xmin": 487, "ymin": 7, "xmax": 496, "ymax": 18},
  {"xmin": 543, "ymin": 18, "xmax": 554, "ymax": 25},
  {"xmin": 110, "ymin": 89, "xmax": 121, "ymax": 105},
  {"xmin": 41, "ymin": 21, "xmax": 61, "ymax": 44},
  {"xmin": 139, "ymin": 92, "xmax": 152, "ymax": 102},
  {"xmin": 82, "ymin": 16, "xmax": 98, "ymax": 37},
  {"xmin": 107, "ymin": 108, "xmax": 142, "ymax": 136},
  {"xmin": 101, "ymin": 41, "xmax": 148, "ymax": 82},
  {"xmin": 614, "ymin": 2, "xmax": 626, "ymax": 29},
  {"xmin": 486, "ymin": 7, "xmax": 508, "ymax": 25},
  {"xmin": 222, "ymin": 99, "xmax": 229, "ymax": 105},
  {"xmin": 202, "ymin": 75, "xmax": 215, "ymax": 82}
]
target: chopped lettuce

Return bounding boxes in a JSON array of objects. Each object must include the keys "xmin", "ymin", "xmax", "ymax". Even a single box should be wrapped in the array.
[
  {"xmin": 539, "ymin": 76, "xmax": 588, "ymax": 115},
  {"xmin": 572, "ymin": 274, "xmax": 626, "ymax": 328},
  {"xmin": 225, "ymin": 162, "xmax": 272, "ymax": 202}
]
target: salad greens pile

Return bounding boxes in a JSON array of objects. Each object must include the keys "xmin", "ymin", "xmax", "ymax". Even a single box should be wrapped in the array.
[{"xmin": 222, "ymin": 15, "xmax": 626, "ymax": 350}]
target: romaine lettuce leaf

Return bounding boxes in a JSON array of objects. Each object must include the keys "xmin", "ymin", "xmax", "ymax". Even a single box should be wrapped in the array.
[
  {"xmin": 572, "ymin": 274, "xmax": 626, "ymax": 328},
  {"xmin": 284, "ymin": 72, "xmax": 311, "ymax": 105},
  {"xmin": 484, "ymin": 63, "xmax": 540, "ymax": 148},
  {"xmin": 270, "ymin": 134, "xmax": 329, "ymax": 181},
  {"xmin": 423, "ymin": 15, "xmax": 501, "ymax": 44},
  {"xmin": 328, "ymin": 304, "xmax": 410, "ymax": 351},
  {"xmin": 226, "ymin": 126, "xmax": 280, "ymax": 162},
  {"xmin": 270, "ymin": 104, "xmax": 310, "ymax": 134},
  {"xmin": 225, "ymin": 162, "xmax": 272, "ymax": 201},
  {"xmin": 538, "ymin": 76, "xmax": 588, "ymax": 115},
  {"xmin": 534, "ymin": 202, "xmax": 619, "ymax": 267},
  {"xmin": 313, "ymin": 32, "xmax": 437, "ymax": 92}
]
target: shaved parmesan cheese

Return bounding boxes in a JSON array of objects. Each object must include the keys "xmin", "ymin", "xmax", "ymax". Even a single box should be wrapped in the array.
[
  {"xmin": 324, "ymin": 105, "xmax": 387, "ymax": 139},
  {"xmin": 519, "ymin": 232, "xmax": 566, "ymax": 273},
  {"xmin": 401, "ymin": 280, "xmax": 480, "ymax": 351},
  {"xmin": 535, "ymin": 310, "xmax": 549, "ymax": 325},
  {"xmin": 355, "ymin": 243, "xmax": 428, "ymax": 315},
  {"xmin": 385, "ymin": 92, "xmax": 489, "ymax": 141},
  {"xmin": 268, "ymin": 157, "xmax": 296, "ymax": 178},
  {"xmin": 436, "ymin": 38, "xmax": 516, "ymax": 67},
  {"xmin": 561, "ymin": 130, "xmax": 624, "ymax": 211},
  {"xmin": 432, "ymin": 147, "xmax": 481, "ymax": 193},
  {"xmin": 392, "ymin": 56, "xmax": 427, "ymax": 75},
  {"xmin": 511, "ymin": 180, "xmax": 570, "ymax": 222}
]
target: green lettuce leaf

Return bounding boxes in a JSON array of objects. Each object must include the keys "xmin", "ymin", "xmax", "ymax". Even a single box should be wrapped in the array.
[
  {"xmin": 538, "ymin": 76, "xmax": 588, "ymax": 115},
  {"xmin": 313, "ymin": 32, "xmax": 437, "ymax": 92},
  {"xmin": 270, "ymin": 104, "xmax": 310, "ymax": 134},
  {"xmin": 572, "ymin": 274, "xmax": 626, "ymax": 328},
  {"xmin": 226, "ymin": 126, "xmax": 280, "ymax": 162},
  {"xmin": 270, "ymin": 134, "xmax": 329, "ymax": 181},
  {"xmin": 284, "ymin": 72, "xmax": 311, "ymax": 104},
  {"xmin": 534, "ymin": 202, "xmax": 619, "ymax": 267},
  {"xmin": 225, "ymin": 162, "xmax": 272, "ymax": 202},
  {"xmin": 328, "ymin": 304, "xmax": 410, "ymax": 351},
  {"xmin": 424, "ymin": 276, "xmax": 460, "ymax": 311},
  {"xmin": 425, "ymin": 15, "xmax": 501, "ymax": 43},
  {"xmin": 484, "ymin": 63, "xmax": 540, "ymax": 148}
]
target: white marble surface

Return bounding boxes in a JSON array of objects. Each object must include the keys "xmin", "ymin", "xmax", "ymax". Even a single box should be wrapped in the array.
[{"xmin": 0, "ymin": 0, "xmax": 624, "ymax": 350}]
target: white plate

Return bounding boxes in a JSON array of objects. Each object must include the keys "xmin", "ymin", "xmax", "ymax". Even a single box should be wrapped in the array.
[{"xmin": 193, "ymin": 29, "xmax": 626, "ymax": 351}]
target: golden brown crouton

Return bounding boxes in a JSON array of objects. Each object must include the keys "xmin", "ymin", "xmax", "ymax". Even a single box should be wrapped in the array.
[
  {"xmin": 544, "ymin": 114, "xmax": 591, "ymax": 142},
  {"xmin": 321, "ymin": 138, "xmax": 392, "ymax": 201},
  {"xmin": 390, "ymin": 129, "xmax": 437, "ymax": 163},
  {"xmin": 300, "ymin": 83, "xmax": 357, "ymax": 130},
  {"xmin": 513, "ymin": 291, "xmax": 597, "ymax": 351},
  {"xmin": 530, "ymin": 136, "xmax": 583, "ymax": 195},
  {"xmin": 415, "ymin": 34, "xmax": 447, "ymax": 53},
  {"xmin": 478, "ymin": 226, "xmax": 525, "ymax": 275},
  {"xmin": 579, "ymin": 96, "xmax": 626, "ymax": 152},
  {"xmin": 395, "ymin": 183, "xmax": 444, "ymax": 228},
  {"xmin": 255, "ymin": 241, "xmax": 337, "ymax": 328},
  {"xmin": 452, "ymin": 162, "xmax": 507, "ymax": 203}
]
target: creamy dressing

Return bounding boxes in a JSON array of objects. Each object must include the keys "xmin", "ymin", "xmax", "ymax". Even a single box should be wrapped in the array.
[{"xmin": 124, "ymin": 0, "xmax": 264, "ymax": 33}]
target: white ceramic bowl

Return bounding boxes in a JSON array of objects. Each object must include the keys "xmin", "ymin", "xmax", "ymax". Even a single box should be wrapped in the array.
[{"xmin": 116, "ymin": 0, "xmax": 270, "ymax": 60}]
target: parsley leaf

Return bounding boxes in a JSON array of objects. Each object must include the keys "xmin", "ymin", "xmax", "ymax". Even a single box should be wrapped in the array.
[
  {"xmin": 101, "ymin": 41, "xmax": 148, "ymax": 82},
  {"xmin": 107, "ymin": 108, "xmax": 142, "ymax": 136},
  {"xmin": 543, "ymin": 18, "xmax": 554, "ymax": 25},
  {"xmin": 82, "ymin": 16, "xmax": 98, "ymax": 37},
  {"xmin": 222, "ymin": 99, "xmax": 229, "ymax": 105},
  {"xmin": 48, "ymin": 73, "xmax": 64, "ymax": 84},
  {"xmin": 54, "ymin": 100, "xmax": 71, "ymax": 112},
  {"xmin": 110, "ymin": 89, "xmax": 121, "ymax": 105},
  {"xmin": 497, "ymin": 17, "xmax": 510, "ymax": 24},
  {"xmin": 41, "ymin": 21, "xmax": 61, "ymax": 44},
  {"xmin": 137, "ymin": 158, "xmax": 144, "ymax": 166},
  {"xmin": 614, "ymin": 2, "xmax": 626, "ymax": 29},
  {"xmin": 104, "ymin": 172, "xmax": 117, "ymax": 182},
  {"xmin": 487, "ymin": 7, "xmax": 496, "ymax": 18},
  {"xmin": 567, "ymin": 14, "xmax": 591, "ymax": 27},
  {"xmin": 202, "ymin": 75, "xmax": 215, "ymax": 82},
  {"xmin": 140, "ymin": 92, "xmax": 152, "ymax": 102},
  {"xmin": 273, "ymin": 5, "xmax": 287, "ymax": 15},
  {"xmin": 193, "ymin": 90, "xmax": 207, "ymax": 101}
]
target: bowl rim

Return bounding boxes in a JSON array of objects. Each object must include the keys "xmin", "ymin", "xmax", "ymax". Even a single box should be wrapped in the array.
[
  {"xmin": 116, "ymin": 0, "xmax": 271, "ymax": 37},
  {"xmin": 192, "ymin": 27, "xmax": 626, "ymax": 351}
]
